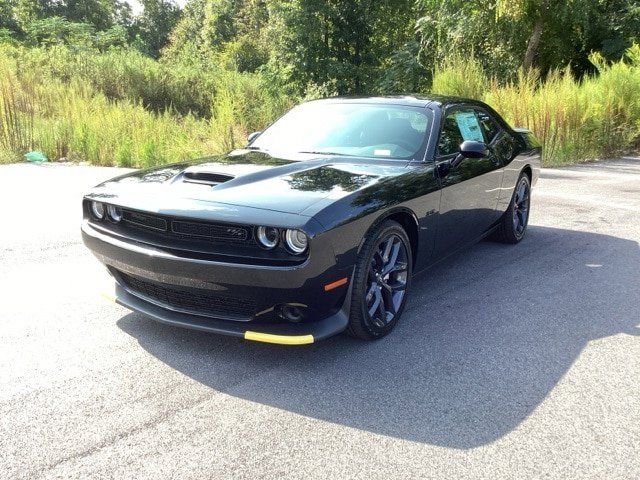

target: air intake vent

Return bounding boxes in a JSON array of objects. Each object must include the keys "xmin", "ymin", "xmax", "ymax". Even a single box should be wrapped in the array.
[
  {"xmin": 116, "ymin": 270, "xmax": 257, "ymax": 319},
  {"xmin": 183, "ymin": 171, "xmax": 235, "ymax": 185}
]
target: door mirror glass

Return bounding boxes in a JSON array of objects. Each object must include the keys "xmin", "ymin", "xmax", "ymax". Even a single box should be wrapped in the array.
[{"xmin": 459, "ymin": 140, "xmax": 488, "ymax": 158}]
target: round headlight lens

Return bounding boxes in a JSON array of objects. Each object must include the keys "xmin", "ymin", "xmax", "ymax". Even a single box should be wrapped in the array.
[
  {"xmin": 90, "ymin": 201, "xmax": 105, "ymax": 220},
  {"xmin": 256, "ymin": 226, "xmax": 279, "ymax": 249},
  {"xmin": 107, "ymin": 205, "xmax": 123, "ymax": 222},
  {"xmin": 285, "ymin": 229, "xmax": 308, "ymax": 254}
]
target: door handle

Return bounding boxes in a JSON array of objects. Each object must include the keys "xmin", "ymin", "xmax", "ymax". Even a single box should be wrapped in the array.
[
  {"xmin": 450, "ymin": 154, "xmax": 464, "ymax": 169},
  {"xmin": 437, "ymin": 155, "xmax": 462, "ymax": 177}
]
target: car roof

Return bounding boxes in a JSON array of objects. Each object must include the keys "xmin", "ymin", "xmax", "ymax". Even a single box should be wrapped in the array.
[{"xmin": 305, "ymin": 94, "xmax": 488, "ymax": 109}]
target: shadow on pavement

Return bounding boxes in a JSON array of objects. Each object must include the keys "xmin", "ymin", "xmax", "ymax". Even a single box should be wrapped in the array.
[{"xmin": 117, "ymin": 226, "xmax": 640, "ymax": 449}]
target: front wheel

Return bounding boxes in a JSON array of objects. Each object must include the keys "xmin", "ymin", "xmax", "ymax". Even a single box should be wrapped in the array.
[
  {"xmin": 493, "ymin": 173, "xmax": 531, "ymax": 244},
  {"xmin": 347, "ymin": 220, "xmax": 412, "ymax": 340}
]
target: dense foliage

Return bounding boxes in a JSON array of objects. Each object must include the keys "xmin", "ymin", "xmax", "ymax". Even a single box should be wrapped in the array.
[{"xmin": 0, "ymin": 0, "xmax": 639, "ymax": 166}]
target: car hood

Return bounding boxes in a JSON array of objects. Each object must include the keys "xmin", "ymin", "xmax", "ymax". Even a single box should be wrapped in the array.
[{"xmin": 88, "ymin": 150, "xmax": 410, "ymax": 216}]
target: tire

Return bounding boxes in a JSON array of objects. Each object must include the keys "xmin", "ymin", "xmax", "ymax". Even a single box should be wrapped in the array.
[
  {"xmin": 347, "ymin": 220, "xmax": 413, "ymax": 340},
  {"xmin": 493, "ymin": 173, "xmax": 531, "ymax": 244}
]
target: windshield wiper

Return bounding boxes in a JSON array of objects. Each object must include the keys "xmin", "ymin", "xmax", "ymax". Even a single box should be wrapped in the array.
[
  {"xmin": 244, "ymin": 145, "xmax": 264, "ymax": 151},
  {"xmin": 298, "ymin": 150, "xmax": 355, "ymax": 157}
]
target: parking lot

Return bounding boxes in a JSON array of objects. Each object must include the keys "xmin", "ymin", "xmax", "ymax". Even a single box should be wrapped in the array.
[{"xmin": 1, "ymin": 159, "xmax": 638, "ymax": 479}]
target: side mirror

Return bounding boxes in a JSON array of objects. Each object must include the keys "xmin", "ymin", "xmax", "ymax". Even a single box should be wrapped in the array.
[
  {"xmin": 459, "ymin": 140, "xmax": 488, "ymax": 158},
  {"xmin": 247, "ymin": 131, "xmax": 261, "ymax": 144}
]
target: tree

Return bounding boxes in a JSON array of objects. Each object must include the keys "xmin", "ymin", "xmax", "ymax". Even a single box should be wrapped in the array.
[
  {"xmin": 497, "ymin": 0, "xmax": 640, "ymax": 75},
  {"xmin": 496, "ymin": 0, "xmax": 595, "ymax": 73},
  {"xmin": 162, "ymin": 0, "xmax": 206, "ymax": 60},
  {"xmin": 23, "ymin": 16, "xmax": 95, "ymax": 47},
  {"xmin": 200, "ymin": 0, "xmax": 239, "ymax": 48},
  {"xmin": 417, "ymin": 0, "xmax": 640, "ymax": 79},
  {"xmin": 10, "ymin": 0, "xmax": 134, "ymax": 35},
  {"xmin": 52, "ymin": 0, "xmax": 120, "ymax": 30},
  {"xmin": 12, "ymin": 0, "xmax": 52, "ymax": 25},
  {"xmin": 0, "ymin": 0, "xmax": 20, "ymax": 35},
  {"xmin": 133, "ymin": 0, "xmax": 182, "ymax": 57},
  {"xmin": 416, "ymin": 0, "xmax": 526, "ymax": 79},
  {"xmin": 268, "ymin": 0, "xmax": 417, "ymax": 94},
  {"xmin": 163, "ymin": 0, "xmax": 270, "ymax": 71},
  {"xmin": 580, "ymin": 0, "xmax": 640, "ymax": 63}
]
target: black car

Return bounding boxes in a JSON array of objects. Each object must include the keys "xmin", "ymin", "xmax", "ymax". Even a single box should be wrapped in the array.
[{"xmin": 82, "ymin": 95, "xmax": 541, "ymax": 345}]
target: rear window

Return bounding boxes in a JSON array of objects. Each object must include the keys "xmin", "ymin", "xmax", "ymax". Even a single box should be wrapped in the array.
[{"xmin": 477, "ymin": 110, "xmax": 502, "ymax": 143}]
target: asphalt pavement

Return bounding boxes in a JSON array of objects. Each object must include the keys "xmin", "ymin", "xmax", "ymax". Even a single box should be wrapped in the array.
[{"xmin": 0, "ymin": 159, "xmax": 638, "ymax": 479}]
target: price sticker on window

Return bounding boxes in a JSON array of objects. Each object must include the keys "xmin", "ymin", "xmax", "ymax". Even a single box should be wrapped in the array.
[{"xmin": 454, "ymin": 112, "xmax": 484, "ymax": 142}]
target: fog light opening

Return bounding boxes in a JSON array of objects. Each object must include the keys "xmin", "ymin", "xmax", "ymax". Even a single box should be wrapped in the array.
[{"xmin": 278, "ymin": 304, "xmax": 304, "ymax": 323}]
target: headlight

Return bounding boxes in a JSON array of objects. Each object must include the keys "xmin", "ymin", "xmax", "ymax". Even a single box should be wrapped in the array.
[
  {"xmin": 284, "ymin": 229, "xmax": 308, "ymax": 254},
  {"xmin": 107, "ymin": 205, "xmax": 123, "ymax": 222},
  {"xmin": 256, "ymin": 226, "xmax": 279, "ymax": 249},
  {"xmin": 90, "ymin": 201, "xmax": 105, "ymax": 220}
]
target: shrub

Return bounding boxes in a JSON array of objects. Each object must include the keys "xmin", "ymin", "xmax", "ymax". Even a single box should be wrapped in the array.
[
  {"xmin": 2, "ymin": 41, "xmax": 638, "ymax": 168},
  {"xmin": 0, "ymin": 55, "xmax": 34, "ymax": 162},
  {"xmin": 0, "ymin": 42, "xmax": 292, "ymax": 166},
  {"xmin": 434, "ymin": 46, "xmax": 640, "ymax": 165},
  {"xmin": 9, "ymin": 45, "xmax": 219, "ymax": 116},
  {"xmin": 431, "ymin": 54, "xmax": 489, "ymax": 100}
]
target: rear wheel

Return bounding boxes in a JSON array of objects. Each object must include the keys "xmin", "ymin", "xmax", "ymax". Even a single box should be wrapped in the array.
[
  {"xmin": 493, "ymin": 173, "xmax": 531, "ymax": 244},
  {"xmin": 347, "ymin": 220, "xmax": 412, "ymax": 340}
]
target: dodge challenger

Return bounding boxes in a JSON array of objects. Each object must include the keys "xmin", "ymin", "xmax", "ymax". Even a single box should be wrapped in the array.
[{"xmin": 82, "ymin": 95, "xmax": 541, "ymax": 345}]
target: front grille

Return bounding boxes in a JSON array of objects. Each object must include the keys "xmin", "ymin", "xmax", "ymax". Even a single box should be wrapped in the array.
[
  {"xmin": 117, "ymin": 271, "xmax": 257, "ymax": 319},
  {"xmin": 119, "ymin": 208, "xmax": 253, "ymax": 244},
  {"xmin": 171, "ymin": 220, "xmax": 248, "ymax": 241},
  {"xmin": 122, "ymin": 210, "xmax": 167, "ymax": 231},
  {"xmin": 85, "ymin": 200, "xmax": 306, "ymax": 266}
]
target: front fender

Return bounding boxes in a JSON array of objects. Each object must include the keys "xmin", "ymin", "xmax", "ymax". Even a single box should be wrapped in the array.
[{"xmin": 311, "ymin": 165, "xmax": 441, "ymax": 272}]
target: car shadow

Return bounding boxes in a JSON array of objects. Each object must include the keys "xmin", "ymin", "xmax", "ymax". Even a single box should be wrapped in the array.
[{"xmin": 116, "ymin": 226, "xmax": 639, "ymax": 449}]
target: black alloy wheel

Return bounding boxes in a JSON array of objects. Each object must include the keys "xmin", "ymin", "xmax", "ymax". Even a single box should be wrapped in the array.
[
  {"xmin": 512, "ymin": 176, "xmax": 530, "ymax": 238},
  {"xmin": 347, "ymin": 220, "xmax": 412, "ymax": 340},
  {"xmin": 494, "ymin": 173, "xmax": 531, "ymax": 244}
]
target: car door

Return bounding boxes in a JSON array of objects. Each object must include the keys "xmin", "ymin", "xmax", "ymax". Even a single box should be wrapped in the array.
[{"xmin": 434, "ymin": 106, "xmax": 503, "ymax": 256}]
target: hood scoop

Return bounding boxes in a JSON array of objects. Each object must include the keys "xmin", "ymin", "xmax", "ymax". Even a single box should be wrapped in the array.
[{"xmin": 182, "ymin": 166, "xmax": 235, "ymax": 186}]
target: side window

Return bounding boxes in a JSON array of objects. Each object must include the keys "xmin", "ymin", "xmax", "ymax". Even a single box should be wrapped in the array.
[
  {"xmin": 476, "ymin": 110, "xmax": 502, "ymax": 143},
  {"xmin": 437, "ymin": 109, "xmax": 484, "ymax": 156},
  {"xmin": 495, "ymin": 134, "xmax": 515, "ymax": 160}
]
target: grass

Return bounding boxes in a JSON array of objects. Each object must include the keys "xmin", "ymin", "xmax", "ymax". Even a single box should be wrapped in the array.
[
  {"xmin": 0, "ymin": 43, "xmax": 293, "ymax": 167},
  {"xmin": 0, "ymin": 73, "xmax": 214, "ymax": 167},
  {"xmin": 1, "ymin": 42, "xmax": 639, "ymax": 167},
  {"xmin": 433, "ymin": 45, "xmax": 640, "ymax": 165}
]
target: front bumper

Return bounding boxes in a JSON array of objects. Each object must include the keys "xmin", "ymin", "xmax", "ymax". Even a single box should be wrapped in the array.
[
  {"xmin": 82, "ymin": 221, "xmax": 352, "ymax": 344},
  {"xmin": 105, "ymin": 283, "xmax": 348, "ymax": 344}
]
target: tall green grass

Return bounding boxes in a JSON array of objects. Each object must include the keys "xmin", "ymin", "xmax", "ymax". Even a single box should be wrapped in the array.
[
  {"xmin": 432, "ymin": 45, "xmax": 640, "ymax": 165},
  {"xmin": 13, "ymin": 46, "xmax": 218, "ymax": 116},
  {"xmin": 0, "ymin": 66, "xmax": 213, "ymax": 166},
  {"xmin": 1, "ymin": 42, "xmax": 639, "ymax": 167},
  {"xmin": 0, "ymin": 43, "xmax": 293, "ymax": 166},
  {"xmin": 0, "ymin": 65, "xmax": 34, "ymax": 162}
]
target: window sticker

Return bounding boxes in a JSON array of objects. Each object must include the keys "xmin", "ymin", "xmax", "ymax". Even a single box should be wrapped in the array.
[
  {"xmin": 374, "ymin": 149, "xmax": 391, "ymax": 156},
  {"xmin": 454, "ymin": 112, "xmax": 484, "ymax": 142}
]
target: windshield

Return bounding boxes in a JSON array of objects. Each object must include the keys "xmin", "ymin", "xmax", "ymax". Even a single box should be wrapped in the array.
[{"xmin": 250, "ymin": 102, "xmax": 431, "ymax": 159}]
